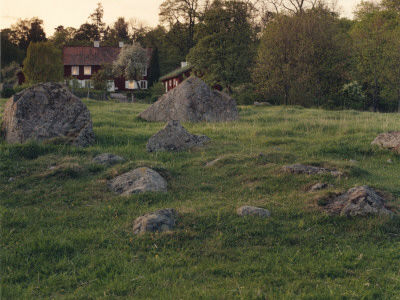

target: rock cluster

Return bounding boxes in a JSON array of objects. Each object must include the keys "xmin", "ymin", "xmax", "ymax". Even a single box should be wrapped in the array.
[
  {"xmin": 146, "ymin": 120, "xmax": 210, "ymax": 152},
  {"xmin": 324, "ymin": 185, "xmax": 392, "ymax": 217},
  {"xmin": 133, "ymin": 208, "xmax": 178, "ymax": 234},
  {"xmin": 107, "ymin": 167, "xmax": 167, "ymax": 196},
  {"xmin": 1, "ymin": 82, "xmax": 95, "ymax": 147},
  {"xmin": 138, "ymin": 76, "xmax": 239, "ymax": 122},
  {"xmin": 281, "ymin": 164, "xmax": 342, "ymax": 177}
]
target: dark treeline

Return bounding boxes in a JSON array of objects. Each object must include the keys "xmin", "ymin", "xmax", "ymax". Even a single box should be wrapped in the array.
[{"xmin": 1, "ymin": 0, "xmax": 400, "ymax": 112}]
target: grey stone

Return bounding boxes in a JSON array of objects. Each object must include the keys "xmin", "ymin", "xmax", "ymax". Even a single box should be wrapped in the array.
[
  {"xmin": 371, "ymin": 131, "xmax": 400, "ymax": 154},
  {"xmin": 205, "ymin": 156, "xmax": 225, "ymax": 167},
  {"xmin": 281, "ymin": 164, "xmax": 342, "ymax": 177},
  {"xmin": 253, "ymin": 101, "xmax": 272, "ymax": 106},
  {"xmin": 1, "ymin": 82, "xmax": 95, "ymax": 147},
  {"xmin": 325, "ymin": 185, "xmax": 393, "ymax": 217},
  {"xmin": 107, "ymin": 167, "xmax": 167, "ymax": 196},
  {"xmin": 387, "ymin": 159, "xmax": 394, "ymax": 164},
  {"xmin": 8, "ymin": 177, "xmax": 16, "ymax": 183},
  {"xmin": 138, "ymin": 76, "xmax": 239, "ymax": 122},
  {"xmin": 349, "ymin": 159, "xmax": 358, "ymax": 164},
  {"xmin": 308, "ymin": 182, "xmax": 333, "ymax": 192},
  {"xmin": 133, "ymin": 208, "xmax": 177, "ymax": 234},
  {"xmin": 92, "ymin": 153, "xmax": 125, "ymax": 165},
  {"xmin": 146, "ymin": 120, "xmax": 210, "ymax": 152},
  {"xmin": 237, "ymin": 206, "xmax": 271, "ymax": 218}
]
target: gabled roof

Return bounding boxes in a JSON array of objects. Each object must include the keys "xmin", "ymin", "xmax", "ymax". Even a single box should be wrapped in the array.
[
  {"xmin": 160, "ymin": 64, "xmax": 193, "ymax": 81},
  {"xmin": 63, "ymin": 46, "xmax": 153, "ymax": 66}
]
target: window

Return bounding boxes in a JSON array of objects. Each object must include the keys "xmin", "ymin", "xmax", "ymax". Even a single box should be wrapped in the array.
[
  {"xmin": 140, "ymin": 80, "xmax": 148, "ymax": 89},
  {"xmin": 143, "ymin": 68, "xmax": 147, "ymax": 76},
  {"xmin": 71, "ymin": 66, "xmax": 79, "ymax": 76},
  {"xmin": 84, "ymin": 66, "xmax": 91, "ymax": 75},
  {"xmin": 127, "ymin": 80, "xmax": 138, "ymax": 89}
]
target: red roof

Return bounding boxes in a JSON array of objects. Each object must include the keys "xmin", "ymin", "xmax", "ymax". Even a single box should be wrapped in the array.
[{"xmin": 63, "ymin": 46, "xmax": 152, "ymax": 66}]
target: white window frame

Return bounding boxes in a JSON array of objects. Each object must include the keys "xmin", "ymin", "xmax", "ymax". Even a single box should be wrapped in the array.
[
  {"xmin": 143, "ymin": 68, "xmax": 147, "ymax": 77},
  {"xmin": 127, "ymin": 80, "xmax": 138, "ymax": 89},
  {"xmin": 72, "ymin": 66, "xmax": 79, "ymax": 76},
  {"xmin": 140, "ymin": 80, "xmax": 148, "ymax": 90}
]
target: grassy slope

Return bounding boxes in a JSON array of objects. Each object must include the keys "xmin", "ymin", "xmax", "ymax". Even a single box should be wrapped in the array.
[{"xmin": 1, "ymin": 98, "xmax": 399, "ymax": 299}]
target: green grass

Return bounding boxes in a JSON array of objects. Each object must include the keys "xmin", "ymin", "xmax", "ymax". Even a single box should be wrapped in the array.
[{"xmin": 1, "ymin": 98, "xmax": 400, "ymax": 299}]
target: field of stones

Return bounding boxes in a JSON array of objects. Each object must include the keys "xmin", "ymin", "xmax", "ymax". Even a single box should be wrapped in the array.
[{"xmin": 1, "ymin": 81, "xmax": 400, "ymax": 298}]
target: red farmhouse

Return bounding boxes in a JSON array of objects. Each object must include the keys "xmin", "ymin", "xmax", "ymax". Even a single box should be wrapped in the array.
[
  {"xmin": 160, "ymin": 62, "xmax": 192, "ymax": 93},
  {"xmin": 63, "ymin": 42, "xmax": 151, "ymax": 91}
]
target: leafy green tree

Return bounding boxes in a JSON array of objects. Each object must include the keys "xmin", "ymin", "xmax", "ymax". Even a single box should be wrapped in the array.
[
  {"xmin": 351, "ymin": 2, "xmax": 397, "ymax": 111},
  {"xmin": 50, "ymin": 26, "xmax": 77, "ymax": 49},
  {"xmin": 114, "ymin": 17, "xmax": 129, "ymax": 40},
  {"xmin": 254, "ymin": 4, "xmax": 350, "ymax": 106},
  {"xmin": 187, "ymin": 0, "xmax": 256, "ymax": 93},
  {"xmin": 73, "ymin": 23, "xmax": 98, "ymax": 43},
  {"xmin": 22, "ymin": 41, "xmax": 63, "ymax": 83},
  {"xmin": 112, "ymin": 43, "xmax": 148, "ymax": 89},
  {"xmin": 91, "ymin": 69, "xmax": 108, "ymax": 90}
]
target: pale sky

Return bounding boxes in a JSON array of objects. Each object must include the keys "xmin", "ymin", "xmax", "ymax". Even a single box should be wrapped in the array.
[{"xmin": 0, "ymin": 0, "xmax": 361, "ymax": 37}]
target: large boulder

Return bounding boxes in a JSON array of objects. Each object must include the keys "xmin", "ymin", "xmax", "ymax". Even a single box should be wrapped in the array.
[
  {"xmin": 107, "ymin": 167, "xmax": 167, "ymax": 196},
  {"xmin": 324, "ymin": 185, "xmax": 393, "ymax": 217},
  {"xmin": 371, "ymin": 131, "xmax": 400, "ymax": 154},
  {"xmin": 133, "ymin": 208, "xmax": 178, "ymax": 234},
  {"xmin": 146, "ymin": 120, "xmax": 210, "ymax": 152},
  {"xmin": 1, "ymin": 82, "xmax": 94, "ymax": 147},
  {"xmin": 138, "ymin": 76, "xmax": 239, "ymax": 122}
]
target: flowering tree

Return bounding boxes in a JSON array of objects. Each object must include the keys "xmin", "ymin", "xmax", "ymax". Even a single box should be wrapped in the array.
[{"xmin": 112, "ymin": 43, "xmax": 147, "ymax": 89}]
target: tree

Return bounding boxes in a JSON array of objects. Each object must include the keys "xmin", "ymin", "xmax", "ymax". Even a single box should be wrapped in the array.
[
  {"xmin": 159, "ymin": 0, "xmax": 202, "ymax": 56},
  {"xmin": 73, "ymin": 23, "xmax": 98, "ymax": 42},
  {"xmin": 114, "ymin": 17, "xmax": 129, "ymax": 40},
  {"xmin": 187, "ymin": 0, "xmax": 256, "ymax": 93},
  {"xmin": 253, "ymin": 3, "xmax": 349, "ymax": 106},
  {"xmin": 351, "ymin": 2, "xmax": 396, "ymax": 111},
  {"xmin": 22, "ymin": 41, "xmax": 63, "ymax": 83},
  {"xmin": 10, "ymin": 17, "xmax": 47, "ymax": 51},
  {"xmin": 88, "ymin": 2, "xmax": 105, "ymax": 40},
  {"xmin": 112, "ymin": 43, "xmax": 148, "ymax": 89},
  {"xmin": 1, "ymin": 29, "xmax": 25, "ymax": 66}
]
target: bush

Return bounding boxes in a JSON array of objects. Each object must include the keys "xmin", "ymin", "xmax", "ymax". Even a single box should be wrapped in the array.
[
  {"xmin": 236, "ymin": 89, "xmax": 263, "ymax": 105},
  {"xmin": 1, "ymin": 88, "xmax": 15, "ymax": 98},
  {"xmin": 13, "ymin": 84, "xmax": 33, "ymax": 94},
  {"xmin": 126, "ymin": 90, "xmax": 151, "ymax": 100}
]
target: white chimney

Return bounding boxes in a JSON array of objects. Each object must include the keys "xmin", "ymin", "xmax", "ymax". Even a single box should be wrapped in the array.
[
  {"xmin": 119, "ymin": 41, "xmax": 124, "ymax": 48},
  {"xmin": 181, "ymin": 62, "xmax": 188, "ymax": 68},
  {"xmin": 94, "ymin": 41, "xmax": 100, "ymax": 48}
]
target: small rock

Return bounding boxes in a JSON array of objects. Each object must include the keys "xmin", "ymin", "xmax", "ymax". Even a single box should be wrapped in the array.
[
  {"xmin": 349, "ymin": 159, "xmax": 358, "ymax": 164},
  {"xmin": 133, "ymin": 208, "xmax": 177, "ymax": 234},
  {"xmin": 253, "ymin": 101, "xmax": 272, "ymax": 107},
  {"xmin": 92, "ymin": 153, "xmax": 125, "ymax": 165},
  {"xmin": 8, "ymin": 177, "xmax": 16, "ymax": 182},
  {"xmin": 237, "ymin": 206, "xmax": 271, "ymax": 218},
  {"xmin": 324, "ymin": 185, "xmax": 393, "ymax": 217},
  {"xmin": 205, "ymin": 156, "xmax": 225, "ymax": 167},
  {"xmin": 281, "ymin": 164, "xmax": 342, "ymax": 177},
  {"xmin": 387, "ymin": 159, "xmax": 394, "ymax": 164},
  {"xmin": 371, "ymin": 131, "xmax": 400, "ymax": 154},
  {"xmin": 107, "ymin": 167, "xmax": 167, "ymax": 196},
  {"xmin": 308, "ymin": 183, "xmax": 333, "ymax": 192},
  {"xmin": 146, "ymin": 120, "xmax": 210, "ymax": 152}
]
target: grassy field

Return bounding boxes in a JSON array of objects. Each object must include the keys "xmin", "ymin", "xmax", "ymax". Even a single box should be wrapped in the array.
[{"xmin": 1, "ymin": 98, "xmax": 400, "ymax": 299}]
